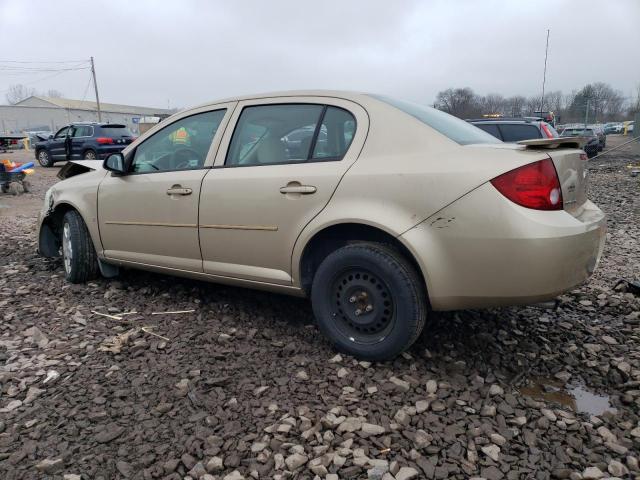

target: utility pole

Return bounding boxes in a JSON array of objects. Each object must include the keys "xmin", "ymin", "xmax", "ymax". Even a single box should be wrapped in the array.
[
  {"xmin": 90, "ymin": 56, "xmax": 102, "ymax": 122},
  {"xmin": 539, "ymin": 29, "xmax": 550, "ymax": 114}
]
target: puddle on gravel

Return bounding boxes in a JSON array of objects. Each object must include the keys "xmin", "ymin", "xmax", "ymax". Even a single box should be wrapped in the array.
[{"xmin": 519, "ymin": 378, "xmax": 616, "ymax": 416}]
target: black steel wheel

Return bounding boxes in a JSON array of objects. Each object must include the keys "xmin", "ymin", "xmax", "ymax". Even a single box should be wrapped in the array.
[{"xmin": 311, "ymin": 242, "xmax": 427, "ymax": 360}]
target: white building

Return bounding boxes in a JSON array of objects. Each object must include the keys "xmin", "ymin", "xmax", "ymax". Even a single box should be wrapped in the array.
[{"xmin": 0, "ymin": 96, "xmax": 174, "ymax": 135}]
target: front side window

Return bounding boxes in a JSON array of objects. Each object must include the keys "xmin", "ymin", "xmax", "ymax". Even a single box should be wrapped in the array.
[
  {"xmin": 73, "ymin": 126, "xmax": 92, "ymax": 137},
  {"xmin": 54, "ymin": 127, "xmax": 69, "ymax": 138},
  {"xmin": 130, "ymin": 109, "xmax": 226, "ymax": 173},
  {"xmin": 226, "ymin": 104, "xmax": 357, "ymax": 166}
]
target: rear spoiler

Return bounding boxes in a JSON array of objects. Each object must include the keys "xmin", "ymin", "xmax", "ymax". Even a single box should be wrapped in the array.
[{"xmin": 517, "ymin": 137, "xmax": 587, "ymax": 150}]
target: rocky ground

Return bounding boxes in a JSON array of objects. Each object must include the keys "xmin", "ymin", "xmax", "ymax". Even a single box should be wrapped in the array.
[{"xmin": 0, "ymin": 143, "xmax": 639, "ymax": 480}]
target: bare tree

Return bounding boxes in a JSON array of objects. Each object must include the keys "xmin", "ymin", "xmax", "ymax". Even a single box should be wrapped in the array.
[
  {"xmin": 5, "ymin": 84, "xmax": 36, "ymax": 105},
  {"xmin": 434, "ymin": 87, "xmax": 481, "ymax": 118},
  {"xmin": 504, "ymin": 96, "xmax": 526, "ymax": 117},
  {"xmin": 46, "ymin": 89, "xmax": 63, "ymax": 98},
  {"xmin": 480, "ymin": 94, "xmax": 505, "ymax": 115}
]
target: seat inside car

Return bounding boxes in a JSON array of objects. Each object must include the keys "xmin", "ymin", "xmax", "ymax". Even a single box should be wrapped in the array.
[{"xmin": 255, "ymin": 137, "xmax": 287, "ymax": 164}]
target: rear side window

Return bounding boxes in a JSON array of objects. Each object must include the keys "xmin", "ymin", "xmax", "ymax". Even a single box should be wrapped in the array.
[
  {"xmin": 370, "ymin": 95, "xmax": 500, "ymax": 145},
  {"xmin": 72, "ymin": 126, "xmax": 93, "ymax": 137},
  {"xmin": 474, "ymin": 123, "xmax": 502, "ymax": 140},
  {"xmin": 498, "ymin": 124, "xmax": 542, "ymax": 142},
  {"xmin": 101, "ymin": 125, "xmax": 133, "ymax": 137},
  {"xmin": 226, "ymin": 104, "xmax": 356, "ymax": 166}
]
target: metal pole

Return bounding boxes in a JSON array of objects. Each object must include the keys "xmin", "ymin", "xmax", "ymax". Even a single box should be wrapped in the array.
[
  {"xmin": 90, "ymin": 56, "xmax": 102, "ymax": 122},
  {"xmin": 540, "ymin": 29, "xmax": 550, "ymax": 114}
]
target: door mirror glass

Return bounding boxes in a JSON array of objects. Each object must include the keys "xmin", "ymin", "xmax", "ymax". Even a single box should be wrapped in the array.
[{"xmin": 103, "ymin": 153, "xmax": 126, "ymax": 173}]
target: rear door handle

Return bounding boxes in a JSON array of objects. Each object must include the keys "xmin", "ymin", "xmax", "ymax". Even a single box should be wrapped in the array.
[
  {"xmin": 166, "ymin": 185, "xmax": 192, "ymax": 196},
  {"xmin": 279, "ymin": 185, "xmax": 317, "ymax": 194}
]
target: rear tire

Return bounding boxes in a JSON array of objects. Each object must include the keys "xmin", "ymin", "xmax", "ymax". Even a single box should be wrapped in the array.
[
  {"xmin": 83, "ymin": 149, "xmax": 97, "ymax": 160},
  {"xmin": 61, "ymin": 210, "xmax": 100, "ymax": 283},
  {"xmin": 37, "ymin": 150, "xmax": 53, "ymax": 167},
  {"xmin": 311, "ymin": 243, "xmax": 427, "ymax": 361}
]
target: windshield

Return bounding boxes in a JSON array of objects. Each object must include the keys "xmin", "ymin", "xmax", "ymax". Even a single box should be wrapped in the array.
[{"xmin": 370, "ymin": 94, "xmax": 500, "ymax": 145}]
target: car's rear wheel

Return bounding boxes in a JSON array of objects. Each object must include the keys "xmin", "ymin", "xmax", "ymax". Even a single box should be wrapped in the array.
[
  {"xmin": 83, "ymin": 149, "xmax": 97, "ymax": 160},
  {"xmin": 61, "ymin": 210, "xmax": 100, "ymax": 283},
  {"xmin": 311, "ymin": 243, "xmax": 426, "ymax": 361},
  {"xmin": 37, "ymin": 150, "xmax": 53, "ymax": 167}
]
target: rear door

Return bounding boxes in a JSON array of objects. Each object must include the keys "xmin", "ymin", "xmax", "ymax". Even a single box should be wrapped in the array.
[{"xmin": 198, "ymin": 97, "xmax": 368, "ymax": 284}]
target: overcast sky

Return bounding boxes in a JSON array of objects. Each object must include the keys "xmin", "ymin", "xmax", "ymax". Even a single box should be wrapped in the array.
[{"xmin": 1, "ymin": 0, "xmax": 638, "ymax": 109}]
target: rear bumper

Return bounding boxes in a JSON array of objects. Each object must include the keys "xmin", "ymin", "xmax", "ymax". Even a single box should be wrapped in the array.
[{"xmin": 401, "ymin": 182, "xmax": 606, "ymax": 310}]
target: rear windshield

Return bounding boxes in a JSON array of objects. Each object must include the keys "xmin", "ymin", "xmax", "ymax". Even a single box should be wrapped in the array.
[
  {"xmin": 562, "ymin": 128, "xmax": 594, "ymax": 136},
  {"xmin": 100, "ymin": 125, "xmax": 133, "ymax": 137},
  {"xmin": 370, "ymin": 94, "xmax": 500, "ymax": 145}
]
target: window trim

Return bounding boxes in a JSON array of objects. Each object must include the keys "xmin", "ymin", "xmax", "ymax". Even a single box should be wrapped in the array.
[
  {"xmin": 223, "ymin": 103, "xmax": 357, "ymax": 168},
  {"xmin": 125, "ymin": 108, "xmax": 228, "ymax": 176}
]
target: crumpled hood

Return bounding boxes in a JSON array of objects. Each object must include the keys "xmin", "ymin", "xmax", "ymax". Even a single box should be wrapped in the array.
[{"xmin": 57, "ymin": 160, "xmax": 105, "ymax": 180}]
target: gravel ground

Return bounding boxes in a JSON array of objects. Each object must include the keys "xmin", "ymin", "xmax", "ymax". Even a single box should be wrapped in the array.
[{"xmin": 0, "ymin": 144, "xmax": 639, "ymax": 480}]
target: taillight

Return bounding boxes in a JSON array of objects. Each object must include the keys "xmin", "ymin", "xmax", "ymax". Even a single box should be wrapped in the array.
[
  {"xmin": 96, "ymin": 137, "xmax": 113, "ymax": 144},
  {"xmin": 541, "ymin": 123, "xmax": 554, "ymax": 138},
  {"xmin": 491, "ymin": 159, "xmax": 563, "ymax": 210}
]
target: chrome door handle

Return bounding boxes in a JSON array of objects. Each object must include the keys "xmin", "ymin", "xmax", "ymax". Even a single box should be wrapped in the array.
[
  {"xmin": 166, "ymin": 186, "xmax": 192, "ymax": 196},
  {"xmin": 279, "ymin": 185, "xmax": 317, "ymax": 194}
]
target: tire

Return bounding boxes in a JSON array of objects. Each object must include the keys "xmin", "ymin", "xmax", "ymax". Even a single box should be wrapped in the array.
[
  {"xmin": 37, "ymin": 150, "xmax": 53, "ymax": 167},
  {"xmin": 311, "ymin": 243, "xmax": 427, "ymax": 361},
  {"xmin": 83, "ymin": 149, "xmax": 97, "ymax": 160},
  {"xmin": 61, "ymin": 210, "xmax": 100, "ymax": 283}
]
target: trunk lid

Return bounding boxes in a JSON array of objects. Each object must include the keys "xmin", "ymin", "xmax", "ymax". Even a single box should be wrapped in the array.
[{"xmin": 517, "ymin": 139, "xmax": 588, "ymax": 215}]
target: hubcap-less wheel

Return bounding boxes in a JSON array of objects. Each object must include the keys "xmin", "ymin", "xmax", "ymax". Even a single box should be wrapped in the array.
[
  {"xmin": 84, "ymin": 150, "xmax": 96, "ymax": 160},
  {"xmin": 62, "ymin": 223, "xmax": 73, "ymax": 275},
  {"xmin": 38, "ymin": 151, "xmax": 50, "ymax": 166},
  {"xmin": 330, "ymin": 268, "xmax": 395, "ymax": 345}
]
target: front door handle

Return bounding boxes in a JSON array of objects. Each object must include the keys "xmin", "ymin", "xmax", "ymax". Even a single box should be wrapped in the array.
[
  {"xmin": 166, "ymin": 185, "xmax": 192, "ymax": 196},
  {"xmin": 279, "ymin": 184, "xmax": 317, "ymax": 194}
]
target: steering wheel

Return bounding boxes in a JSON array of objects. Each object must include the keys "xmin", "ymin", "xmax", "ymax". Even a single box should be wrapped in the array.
[{"xmin": 172, "ymin": 148, "xmax": 199, "ymax": 169}]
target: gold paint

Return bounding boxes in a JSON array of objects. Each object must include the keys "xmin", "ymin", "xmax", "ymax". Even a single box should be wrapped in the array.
[{"xmin": 199, "ymin": 224, "xmax": 278, "ymax": 231}]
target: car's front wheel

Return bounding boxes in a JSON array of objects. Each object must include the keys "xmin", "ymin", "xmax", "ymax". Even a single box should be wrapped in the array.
[
  {"xmin": 37, "ymin": 150, "xmax": 53, "ymax": 167},
  {"xmin": 311, "ymin": 243, "xmax": 427, "ymax": 361},
  {"xmin": 61, "ymin": 210, "xmax": 100, "ymax": 283}
]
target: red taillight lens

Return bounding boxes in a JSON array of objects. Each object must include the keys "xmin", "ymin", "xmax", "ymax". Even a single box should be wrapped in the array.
[
  {"xmin": 541, "ymin": 123, "xmax": 554, "ymax": 138},
  {"xmin": 491, "ymin": 159, "xmax": 563, "ymax": 210},
  {"xmin": 96, "ymin": 137, "xmax": 113, "ymax": 144}
]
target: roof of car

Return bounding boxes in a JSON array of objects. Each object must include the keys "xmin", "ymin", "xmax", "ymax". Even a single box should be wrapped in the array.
[
  {"xmin": 192, "ymin": 90, "xmax": 370, "ymax": 109},
  {"xmin": 467, "ymin": 118, "xmax": 538, "ymax": 124}
]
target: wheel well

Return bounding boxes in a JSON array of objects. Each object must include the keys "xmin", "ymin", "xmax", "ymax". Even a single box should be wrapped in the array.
[
  {"xmin": 299, "ymin": 223, "xmax": 426, "ymax": 296},
  {"xmin": 40, "ymin": 203, "xmax": 77, "ymax": 255}
]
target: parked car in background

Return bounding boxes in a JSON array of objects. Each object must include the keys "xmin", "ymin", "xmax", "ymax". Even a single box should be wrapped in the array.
[
  {"xmin": 468, "ymin": 118, "xmax": 558, "ymax": 142},
  {"xmin": 604, "ymin": 123, "xmax": 622, "ymax": 134},
  {"xmin": 558, "ymin": 126, "xmax": 599, "ymax": 158},
  {"xmin": 588, "ymin": 124, "xmax": 606, "ymax": 150},
  {"xmin": 34, "ymin": 122, "xmax": 135, "ymax": 167},
  {"xmin": 624, "ymin": 121, "xmax": 635, "ymax": 133},
  {"xmin": 37, "ymin": 91, "xmax": 606, "ymax": 360}
]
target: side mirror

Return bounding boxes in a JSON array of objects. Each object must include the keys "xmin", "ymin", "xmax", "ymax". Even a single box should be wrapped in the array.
[{"xmin": 103, "ymin": 153, "xmax": 126, "ymax": 174}]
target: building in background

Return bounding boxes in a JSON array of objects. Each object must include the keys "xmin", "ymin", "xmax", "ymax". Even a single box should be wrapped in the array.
[{"xmin": 0, "ymin": 96, "xmax": 174, "ymax": 134}]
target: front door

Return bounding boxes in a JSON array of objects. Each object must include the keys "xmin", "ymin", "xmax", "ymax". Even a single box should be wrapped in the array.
[
  {"xmin": 98, "ymin": 106, "xmax": 232, "ymax": 271},
  {"xmin": 199, "ymin": 98, "xmax": 368, "ymax": 284},
  {"xmin": 49, "ymin": 126, "xmax": 70, "ymax": 160}
]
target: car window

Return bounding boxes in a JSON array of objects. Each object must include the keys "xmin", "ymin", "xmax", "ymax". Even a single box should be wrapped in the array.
[
  {"xmin": 73, "ymin": 126, "xmax": 92, "ymax": 137},
  {"xmin": 226, "ymin": 104, "xmax": 324, "ymax": 166},
  {"xmin": 130, "ymin": 109, "xmax": 226, "ymax": 173},
  {"xmin": 101, "ymin": 125, "xmax": 133, "ymax": 137},
  {"xmin": 370, "ymin": 94, "xmax": 500, "ymax": 145},
  {"xmin": 498, "ymin": 124, "xmax": 542, "ymax": 142},
  {"xmin": 474, "ymin": 123, "xmax": 502, "ymax": 140},
  {"xmin": 54, "ymin": 127, "xmax": 69, "ymax": 138},
  {"xmin": 311, "ymin": 106, "xmax": 356, "ymax": 160}
]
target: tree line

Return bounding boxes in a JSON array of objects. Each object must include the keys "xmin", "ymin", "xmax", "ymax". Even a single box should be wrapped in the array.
[
  {"xmin": 433, "ymin": 82, "xmax": 639, "ymax": 124},
  {"xmin": 5, "ymin": 84, "xmax": 64, "ymax": 105}
]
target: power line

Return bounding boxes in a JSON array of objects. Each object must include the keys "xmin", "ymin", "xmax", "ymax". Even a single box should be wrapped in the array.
[{"xmin": 0, "ymin": 59, "xmax": 88, "ymax": 64}]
